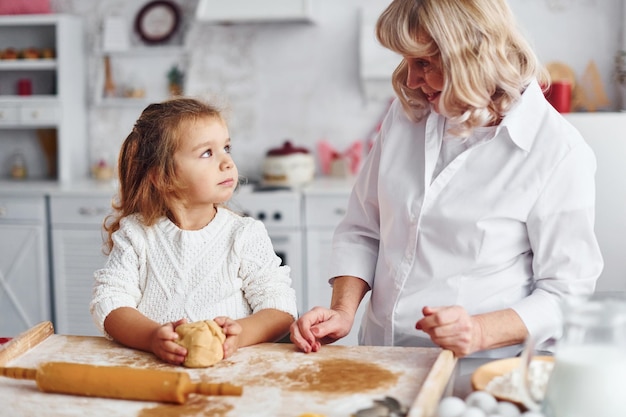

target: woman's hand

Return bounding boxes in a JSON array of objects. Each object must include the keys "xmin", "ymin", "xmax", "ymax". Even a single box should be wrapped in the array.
[
  {"xmin": 416, "ymin": 306, "xmax": 528, "ymax": 357},
  {"xmin": 213, "ymin": 316, "xmax": 243, "ymax": 359},
  {"xmin": 290, "ymin": 306, "xmax": 354, "ymax": 353},
  {"xmin": 415, "ymin": 306, "xmax": 482, "ymax": 357},
  {"xmin": 150, "ymin": 318, "xmax": 188, "ymax": 365}
]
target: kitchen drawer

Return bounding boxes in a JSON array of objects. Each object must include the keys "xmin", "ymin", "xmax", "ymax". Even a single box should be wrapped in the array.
[
  {"xmin": 304, "ymin": 195, "xmax": 349, "ymax": 228},
  {"xmin": 20, "ymin": 104, "xmax": 59, "ymax": 124},
  {"xmin": 50, "ymin": 196, "xmax": 113, "ymax": 226},
  {"xmin": 0, "ymin": 105, "xmax": 19, "ymax": 124},
  {"xmin": 0, "ymin": 196, "xmax": 46, "ymax": 223}
]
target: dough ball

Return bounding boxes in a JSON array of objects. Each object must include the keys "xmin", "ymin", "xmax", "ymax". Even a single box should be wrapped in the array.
[{"xmin": 175, "ymin": 320, "xmax": 226, "ymax": 368}]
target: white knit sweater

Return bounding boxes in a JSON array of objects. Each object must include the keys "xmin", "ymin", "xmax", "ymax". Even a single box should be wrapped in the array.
[{"xmin": 90, "ymin": 207, "xmax": 298, "ymax": 337}]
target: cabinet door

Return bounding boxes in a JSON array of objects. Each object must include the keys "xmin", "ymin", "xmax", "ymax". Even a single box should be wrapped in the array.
[
  {"xmin": 0, "ymin": 223, "xmax": 50, "ymax": 337},
  {"xmin": 305, "ymin": 228, "xmax": 369, "ymax": 346},
  {"xmin": 51, "ymin": 228, "xmax": 107, "ymax": 336}
]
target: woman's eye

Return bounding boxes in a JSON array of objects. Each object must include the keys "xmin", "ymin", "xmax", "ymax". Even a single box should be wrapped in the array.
[{"xmin": 417, "ymin": 59, "xmax": 430, "ymax": 68}]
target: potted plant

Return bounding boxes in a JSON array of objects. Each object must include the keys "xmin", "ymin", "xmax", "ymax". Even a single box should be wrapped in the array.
[{"xmin": 167, "ymin": 65, "xmax": 184, "ymax": 97}]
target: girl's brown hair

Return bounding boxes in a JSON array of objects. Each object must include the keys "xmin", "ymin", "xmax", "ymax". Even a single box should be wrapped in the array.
[{"xmin": 103, "ymin": 97, "xmax": 224, "ymax": 254}]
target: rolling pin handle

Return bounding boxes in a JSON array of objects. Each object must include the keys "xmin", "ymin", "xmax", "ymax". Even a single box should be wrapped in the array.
[
  {"xmin": 193, "ymin": 382, "xmax": 243, "ymax": 396},
  {"xmin": 0, "ymin": 367, "xmax": 37, "ymax": 381}
]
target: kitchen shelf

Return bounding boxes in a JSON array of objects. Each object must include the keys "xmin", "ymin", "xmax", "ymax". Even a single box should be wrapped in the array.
[
  {"xmin": 99, "ymin": 46, "xmax": 187, "ymax": 57},
  {"xmin": 96, "ymin": 97, "xmax": 151, "ymax": 108},
  {"xmin": 92, "ymin": 47, "xmax": 188, "ymax": 106},
  {"xmin": 0, "ymin": 59, "xmax": 57, "ymax": 70},
  {"xmin": 0, "ymin": 14, "xmax": 86, "ymax": 183}
]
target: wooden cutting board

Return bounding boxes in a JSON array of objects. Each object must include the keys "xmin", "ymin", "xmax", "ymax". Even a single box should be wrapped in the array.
[{"xmin": 0, "ymin": 322, "xmax": 456, "ymax": 417}]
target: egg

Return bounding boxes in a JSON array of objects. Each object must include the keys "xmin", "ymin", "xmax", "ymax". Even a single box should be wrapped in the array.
[
  {"xmin": 493, "ymin": 401, "xmax": 521, "ymax": 417},
  {"xmin": 437, "ymin": 396, "xmax": 467, "ymax": 417},
  {"xmin": 460, "ymin": 406, "xmax": 487, "ymax": 417},
  {"xmin": 465, "ymin": 391, "xmax": 498, "ymax": 414}
]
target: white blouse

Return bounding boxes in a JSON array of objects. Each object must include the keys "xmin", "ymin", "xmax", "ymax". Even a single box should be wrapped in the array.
[{"xmin": 328, "ymin": 81, "xmax": 603, "ymax": 357}]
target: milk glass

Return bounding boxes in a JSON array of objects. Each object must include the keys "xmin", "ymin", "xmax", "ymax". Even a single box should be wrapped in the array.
[{"xmin": 523, "ymin": 294, "xmax": 626, "ymax": 417}]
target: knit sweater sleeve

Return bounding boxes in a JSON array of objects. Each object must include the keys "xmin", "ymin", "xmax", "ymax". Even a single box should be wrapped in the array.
[
  {"xmin": 235, "ymin": 219, "xmax": 298, "ymax": 319},
  {"xmin": 90, "ymin": 216, "xmax": 146, "ymax": 337}
]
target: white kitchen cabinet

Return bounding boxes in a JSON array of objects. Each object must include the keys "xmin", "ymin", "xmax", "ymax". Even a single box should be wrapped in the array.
[
  {"xmin": 49, "ymin": 195, "xmax": 111, "ymax": 336},
  {"xmin": 565, "ymin": 112, "xmax": 626, "ymax": 296},
  {"xmin": 303, "ymin": 180, "xmax": 369, "ymax": 346},
  {"xmin": 195, "ymin": 0, "xmax": 313, "ymax": 23},
  {"xmin": 0, "ymin": 194, "xmax": 51, "ymax": 337},
  {"xmin": 0, "ymin": 14, "xmax": 87, "ymax": 182}
]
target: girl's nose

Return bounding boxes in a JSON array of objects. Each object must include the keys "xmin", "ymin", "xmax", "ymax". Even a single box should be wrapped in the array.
[{"xmin": 220, "ymin": 154, "xmax": 234, "ymax": 170}]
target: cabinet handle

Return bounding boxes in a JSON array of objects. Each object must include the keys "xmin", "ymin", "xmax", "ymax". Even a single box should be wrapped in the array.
[
  {"xmin": 0, "ymin": 205, "xmax": 6, "ymax": 217},
  {"xmin": 31, "ymin": 110, "xmax": 39, "ymax": 119},
  {"xmin": 78, "ymin": 207, "xmax": 108, "ymax": 216},
  {"xmin": 334, "ymin": 208, "xmax": 346, "ymax": 216}
]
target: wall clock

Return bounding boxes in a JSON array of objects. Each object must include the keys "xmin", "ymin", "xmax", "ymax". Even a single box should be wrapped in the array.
[{"xmin": 134, "ymin": 0, "xmax": 181, "ymax": 45}]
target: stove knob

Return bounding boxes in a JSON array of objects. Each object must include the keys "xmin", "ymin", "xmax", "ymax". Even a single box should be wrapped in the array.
[
  {"xmin": 257, "ymin": 211, "xmax": 266, "ymax": 221},
  {"xmin": 273, "ymin": 212, "xmax": 282, "ymax": 221}
]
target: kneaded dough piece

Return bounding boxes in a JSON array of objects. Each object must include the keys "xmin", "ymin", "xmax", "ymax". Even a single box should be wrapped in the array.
[{"xmin": 175, "ymin": 320, "xmax": 226, "ymax": 368}]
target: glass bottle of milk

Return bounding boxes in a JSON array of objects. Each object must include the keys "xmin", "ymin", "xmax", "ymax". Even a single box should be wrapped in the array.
[{"xmin": 541, "ymin": 295, "xmax": 626, "ymax": 417}]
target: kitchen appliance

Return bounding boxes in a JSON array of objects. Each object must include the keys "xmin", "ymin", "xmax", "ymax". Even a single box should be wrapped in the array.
[{"xmin": 229, "ymin": 187, "xmax": 305, "ymax": 314}]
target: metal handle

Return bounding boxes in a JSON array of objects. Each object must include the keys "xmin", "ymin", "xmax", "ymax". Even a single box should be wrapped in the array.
[{"xmin": 78, "ymin": 207, "xmax": 108, "ymax": 216}]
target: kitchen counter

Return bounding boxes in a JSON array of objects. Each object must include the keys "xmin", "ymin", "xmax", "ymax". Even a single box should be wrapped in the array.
[
  {"xmin": 0, "ymin": 322, "xmax": 456, "ymax": 417},
  {"xmin": 0, "ymin": 178, "xmax": 118, "ymax": 197}
]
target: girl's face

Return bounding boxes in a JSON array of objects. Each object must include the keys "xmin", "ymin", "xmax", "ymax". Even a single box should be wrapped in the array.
[
  {"xmin": 404, "ymin": 55, "xmax": 445, "ymax": 113},
  {"xmin": 174, "ymin": 116, "xmax": 238, "ymax": 208}
]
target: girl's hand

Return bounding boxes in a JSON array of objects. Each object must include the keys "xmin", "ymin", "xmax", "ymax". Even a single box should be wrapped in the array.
[
  {"xmin": 213, "ymin": 316, "xmax": 242, "ymax": 359},
  {"xmin": 150, "ymin": 318, "xmax": 188, "ymax": 365}
]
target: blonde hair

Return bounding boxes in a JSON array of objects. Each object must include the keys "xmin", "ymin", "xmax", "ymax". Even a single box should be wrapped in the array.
[
  {"xmin": 376, "ymin": 0, "xmax": 548, "ymax": 134},
  {"xmin": 103, "ymin": 97, "xmax": 225, "ymax": 254}
]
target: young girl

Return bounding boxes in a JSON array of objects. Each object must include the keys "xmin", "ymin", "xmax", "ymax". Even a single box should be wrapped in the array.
[{"xmin": 90, "ymin": 97, "xmax": 298, "ymax": 365}]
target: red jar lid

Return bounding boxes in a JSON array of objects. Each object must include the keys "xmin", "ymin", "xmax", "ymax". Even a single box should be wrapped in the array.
[{"xmin": 266, "ymin": 141, "xmax": 310, "ymax": 156}]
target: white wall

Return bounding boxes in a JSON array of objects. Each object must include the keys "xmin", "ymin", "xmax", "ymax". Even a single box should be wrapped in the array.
[{"xmin": 47, "ymin": 0, "xmax": 624, "ymax": 181}]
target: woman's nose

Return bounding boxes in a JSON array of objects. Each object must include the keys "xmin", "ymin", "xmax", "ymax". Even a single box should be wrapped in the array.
[{"xmin": 406, "ymin": 66, "xmax": 424, "ymax": 90}]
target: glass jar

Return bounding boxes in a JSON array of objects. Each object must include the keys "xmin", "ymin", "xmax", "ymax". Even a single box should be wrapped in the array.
[{"xmin": 523, "ymin": 294, "xmax": 626, "ymax": 417}]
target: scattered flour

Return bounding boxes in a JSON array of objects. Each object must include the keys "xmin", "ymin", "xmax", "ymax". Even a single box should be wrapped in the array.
[{"xmin": 485, "ymin": 360, "xmax": 554, "ymax": 403}]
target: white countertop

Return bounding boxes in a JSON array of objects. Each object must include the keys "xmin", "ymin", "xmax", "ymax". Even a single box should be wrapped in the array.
[
  {"xmin": 0, "ymin": 176, "xmax": 355, "ymax": 198},
  {"xmin": 0, "ymin": 178, "xmax": 118, "ymax": 197}
]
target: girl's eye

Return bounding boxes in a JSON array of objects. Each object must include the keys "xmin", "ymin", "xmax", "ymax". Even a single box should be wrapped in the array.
[
  {"xmin": 201, "ymin": 149, "xmax": 212, "ymax": 158},
  {"xmin": 225, "ymin": 144, "xmax": 231, "ymax": 154}
]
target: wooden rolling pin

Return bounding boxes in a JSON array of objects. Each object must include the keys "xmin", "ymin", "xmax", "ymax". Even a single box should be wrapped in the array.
[{"xmin": 0, "ymin": 362, "xmax": 242, "ymax": 404}]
